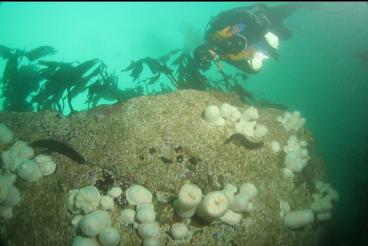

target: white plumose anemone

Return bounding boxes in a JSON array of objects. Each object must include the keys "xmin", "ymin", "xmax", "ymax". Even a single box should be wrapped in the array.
[
  {"xmin": 196, "ymin": 191, "xmax": 229, "ymax": 221},
  {"xmin": 79, "ymin": 210, "xmax": 111, "ymax": 237},
  {"xmin": 203, "ymin": 105, "xmax": 226, "ymax": 126},
  {"xmin": 99, "ymin": 227, "xmax": 121, "ymax": 246},
  {"xmin": 125, "ymin": 184, "xmax": 153, "ymax": 205},
  {"xmin": 170, "ymin": 223, "xmax": 190, "ymax": 240},
  {"xmin": 173, "ymin": 184, "xmax": 202, "ymax": 218}
]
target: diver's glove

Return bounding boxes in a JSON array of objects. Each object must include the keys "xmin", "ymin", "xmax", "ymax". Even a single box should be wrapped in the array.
[
  {"xmin": 264, "ymin": 32, "xmax": 279, "ymax": 49},
  {"xmin": 248, "ymin": 51, "xmax": 269, "ymax": 71}
]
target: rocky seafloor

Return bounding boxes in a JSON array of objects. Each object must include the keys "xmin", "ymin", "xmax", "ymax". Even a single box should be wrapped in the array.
[{"xmin": 0, "ymin": 89, "xmax": 335, "ymax": 245}]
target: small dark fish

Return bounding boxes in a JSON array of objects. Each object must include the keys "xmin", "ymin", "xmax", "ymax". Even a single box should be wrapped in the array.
[
  {"xmin": 149, "ymin": 147, "xmax": 157, "ymax": 155},
  {"xmin": 187, "ymin": 156, "xmax": 201, "ymax": 165},
  {"xmin": 176, "ymin": 155, "xmax": 184, "ymax": 163},
  {"xmin": 224, "ymin": 133, "xmax": 264, "ymax": 149},
  {"xmin": 159, "ymin": 156, "xmax": 173, "ymax": 164},
  {"xmin": 29, "ymin": 139, "xmax": 86, "ymax": 164}
]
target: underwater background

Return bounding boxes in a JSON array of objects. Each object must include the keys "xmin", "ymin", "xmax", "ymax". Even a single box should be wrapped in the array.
[{"xmin": 0, "ymin": 2, "xmax": 367, "ymax": 245}]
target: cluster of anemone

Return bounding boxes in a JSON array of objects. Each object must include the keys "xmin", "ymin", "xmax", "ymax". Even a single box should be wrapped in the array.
[
  {"xmin": 68, "ymin": 185, "xmax": 122, "ymax": 246},
  {"xmin": 0, "ymin": 123, "xmax": 57, "ymax": 221},
  {"xmin": 173, "ymin": 182, "xmax": 258, "ymax": 228},
  {"xmin": 203, "ymin": 103, "xmax": 268, "ymax": 141},
  {"xmin": 120, "ymin": 184, "xmax": 161, "ymax": 246}
]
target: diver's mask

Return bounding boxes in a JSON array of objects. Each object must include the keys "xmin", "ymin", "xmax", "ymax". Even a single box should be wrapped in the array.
[{"xmin": 219, "ymin": 34, "xmax": 247, "ymax": 55}]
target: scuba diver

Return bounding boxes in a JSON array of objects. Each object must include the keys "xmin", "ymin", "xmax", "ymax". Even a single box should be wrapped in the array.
[{"xmin": 193, "ymin": 3, "xmax": 319, "ymax": 74}]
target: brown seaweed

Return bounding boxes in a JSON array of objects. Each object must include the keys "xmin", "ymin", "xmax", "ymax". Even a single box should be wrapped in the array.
[
  {"xmin": 25, "ymin": 46, "xmax": 57, "ymax": 62},
  {"xmin": 29, "ymin": 139, "xmax": 86, "ymax": 164},
  {"xmin": 224, "ymin": 133, "xmax": 264, "ymax": 149}
]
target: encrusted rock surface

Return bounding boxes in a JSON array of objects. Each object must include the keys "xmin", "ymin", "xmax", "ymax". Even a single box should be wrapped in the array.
[{"xmin": 0, "ymin": 89, "xmax": 332, "ymax": 245}]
